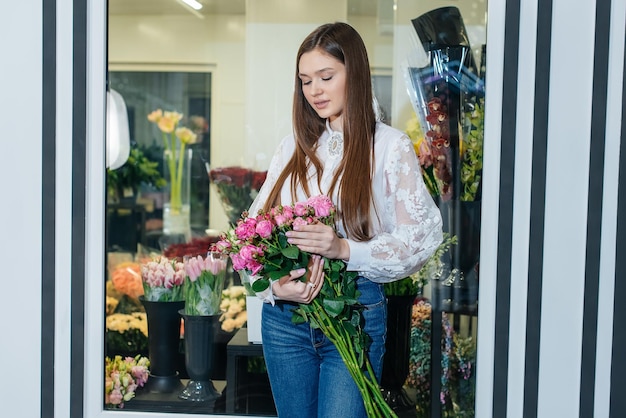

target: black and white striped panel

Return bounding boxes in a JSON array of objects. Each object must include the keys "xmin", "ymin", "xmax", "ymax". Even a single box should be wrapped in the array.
[{"xmin": 477, "ymin": 0, "xmax": 626, "ymax": 417}]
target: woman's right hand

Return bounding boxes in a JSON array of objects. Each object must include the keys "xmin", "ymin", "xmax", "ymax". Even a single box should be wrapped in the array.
[{"xmin": 271, "ymin": 255, "xmax": 324, "ymax": 303}]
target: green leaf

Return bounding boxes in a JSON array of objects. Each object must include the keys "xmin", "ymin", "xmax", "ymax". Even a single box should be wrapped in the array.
[
  {"xmin": 342, "ymin": 321, "xmax": 357, "ymax": 337},
  {"xmin": 267, "ymin": 270, "xmax": 290, "ymax": 280},
  {"xmin": 323, "ymin": 299, "xmax": 345, "ymax": 316},
  {"xmin": 252, "ymin": 279, "xmax": 270, "ymax": 292},
  {"xmin": 281, "ymin": 245, "xmax": 300, "ymax": 259},
  {"xmin": 278, "ymin": 232, "xmax": 288, "ymax": 248}
]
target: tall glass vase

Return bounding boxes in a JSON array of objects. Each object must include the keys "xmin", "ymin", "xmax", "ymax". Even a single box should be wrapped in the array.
[
  {"xmin": 162, "ymin": 148, "xmax": 192, "ymax": 245},
  {"xmin": 140, "ymin": 297, "xmax": 185, "ymax": 393},
  {"xmin": 178, "ymin": 312, "xmax": 221, "ymax": 402}
]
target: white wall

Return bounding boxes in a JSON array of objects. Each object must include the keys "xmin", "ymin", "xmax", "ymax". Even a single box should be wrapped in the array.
[
  {"xmin": 107, "ymin": 6, "xmax": 408, "ymax": 232},
  {"xmin": 0, "ymin": 0, "xmax": 43, "ymax": 415}
]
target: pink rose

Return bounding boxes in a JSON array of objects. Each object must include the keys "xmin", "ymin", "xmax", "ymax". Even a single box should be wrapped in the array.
[
  {"xmin": 235, "ymin": 218, "xmax": 257, "ymax": 241},
  {"xmin": 294, "ymin": 202, "xmax": 308, "ymax": 216},
  {"xmin": 308, "ymin": 195, "xmax": 334, "ymax": 217},
  {"xmin": 215, "ymin": 240, "xmax": 231, "ymax": 251},
  {"xmin": 240, "ymin": 244, "xmax": 262, "ymax": 263},
  {"xmin": 274, "ymin": 213, "xmax": 291, "ymax": 227},
  {"xmin": 248, "ymin": 260, "xmax": 264, "ymax": 275},
  {"xmin": 231, "ymin": 253, "xmax": 247, "ymax": 271},
  {"xmin": 281, "ymin": 205, "xmax": 294, "ymax": 219},
  {"xmin": 293, "ymin": 217, "xmax": 309, "ymax": 228},
  {"xmin": 256, "ymin": 219, "xmax": 273, "ymax": 238}
]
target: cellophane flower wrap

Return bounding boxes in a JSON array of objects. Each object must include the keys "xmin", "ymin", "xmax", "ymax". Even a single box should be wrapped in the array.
[
  {"xmin": 140, "ymin": 256, "xmax": 185, "ymax": 302},
  {"xmin": 212, "ymin": 195, "xmax": 397, "ymax": 418},
  {"xmin": 403, "ymin": 39, "xmax": 485, "ymax": 202},
  {"xmin": 105, "ymin": 354, "xmax": 150, "ymax": 409},
  {"xmin": 208, "ymin": 166, "xmax": 267, "ymax": 224},
  {"xmin": 183, "ymin": 252, "xmax": 228, "ymax": 315}
]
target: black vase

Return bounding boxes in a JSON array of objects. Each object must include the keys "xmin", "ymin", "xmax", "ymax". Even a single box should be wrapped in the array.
[
  {"xmin": 140, "ymin": 297, "xmax": 185, "ymax": 393},
  {"xmin": 178, "ymin": 312, "xmax": 221, "ymax": 402},
  {"xmin": 381, "ymin": 295, "xmax": 417, "ymax": 412}
]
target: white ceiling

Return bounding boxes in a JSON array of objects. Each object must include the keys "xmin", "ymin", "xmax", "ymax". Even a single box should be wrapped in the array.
[{"xmin": 108, "ymin": 0, "xmax": 379, "ymax": 17}]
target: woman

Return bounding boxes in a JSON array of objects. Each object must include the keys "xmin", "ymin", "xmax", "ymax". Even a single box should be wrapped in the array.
[{"xmin": 247, "ymin": 22, "xmax": 443, "ymax": 417}]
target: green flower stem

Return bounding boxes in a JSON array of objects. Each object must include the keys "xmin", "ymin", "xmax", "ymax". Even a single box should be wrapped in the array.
[
  {"xmin": 162, "ymin": 132, "xmax": 183, "ymax": 212},
  {"xmin": 309, "ymin": 299, "xmax": 397, "ymax": 418},
  {"xmin": 175, "ymin": 142, "xmax": 186, "ymax": 211}
]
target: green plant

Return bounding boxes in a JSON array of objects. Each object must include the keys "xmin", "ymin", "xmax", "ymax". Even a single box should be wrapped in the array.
[
  {"xmin": 107, "ymin": 144, "xmax": 166, "ymax": 198},
  {"xmin": 383, "ymin": 276, "xmax": 421, "ymax": 297}
]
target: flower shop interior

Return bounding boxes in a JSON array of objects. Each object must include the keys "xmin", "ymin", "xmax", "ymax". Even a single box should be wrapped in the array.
[
  {"xmin": 103, "ymin": 1, "xmax": 486, "ymax": 416},
  {"xmin": 6, "ymin": 0, "xmax": 626, "ymax": 417}
]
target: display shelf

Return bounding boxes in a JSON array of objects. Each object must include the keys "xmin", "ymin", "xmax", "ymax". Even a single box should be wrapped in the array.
[
  {"xmin": 122, "ymin": 380, "xmax": 226, "ymax": 414},
  {"xmin": 226, "ymin": 327, "xmax": 277, "ymax": 416}
]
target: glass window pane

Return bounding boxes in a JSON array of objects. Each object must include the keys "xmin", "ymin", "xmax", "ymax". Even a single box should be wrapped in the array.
[{"xmin": 104, "ymin": 1, "xmax": 487, "ymax": 416}]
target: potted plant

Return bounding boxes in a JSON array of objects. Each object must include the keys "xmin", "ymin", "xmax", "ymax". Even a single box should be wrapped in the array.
[{"xmin": 107, "ymin": 144, "xmax": 166, "ymax": 203}]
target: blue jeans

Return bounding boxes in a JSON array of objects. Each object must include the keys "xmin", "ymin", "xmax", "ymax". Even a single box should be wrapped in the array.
[{"xmin": 261, "ymin": 277, "xmax": 387, "ymax": 418}]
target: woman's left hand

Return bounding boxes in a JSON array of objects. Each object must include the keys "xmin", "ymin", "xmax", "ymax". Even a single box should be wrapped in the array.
[{"xmin": 286, "ymin": 223, "xmax": 350, "ymax": 260}]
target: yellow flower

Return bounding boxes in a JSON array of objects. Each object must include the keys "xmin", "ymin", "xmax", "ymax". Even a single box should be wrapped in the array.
[
  {"xmin": 228, "ymin": 303, "xmax": 243, "ymax": 315},
  {"xmin": 229, "ymin": 285, "xmax": 247, "ymax": 298},
  {"xmin": 106, "ymin": 312, "xmax": 148, "ymax": 337},
  {"xmin": 147, "ymin": 109, "xmax": 162, "ymax": 123},
  {"xmin": 405, "ymin": 115, "xmax": 424, "ymax": 143},
  {"xmin": 157, "ymin": 116, "xmax": 176, "ymax": 133},
  {"xmin": 147, "ymin": 109, "xmax": 194, "ymax": 211},
  {"xmin": 164, "ymin": 111, "xmax": 183, "ymax": 123},
  {"xmin": 175, "ymin": 127, "xmax": 197, "ymax": 145},
  {"xmin": 234, "ymin": 312, "xmax": 247, "ymax": 328},
  {"xmin": 221, "ymin": 317, "xmax": 237, "ymax": 332},
  {"xmin": 220, "ymin": 299, "xmax": 231, "ymax": 311}
]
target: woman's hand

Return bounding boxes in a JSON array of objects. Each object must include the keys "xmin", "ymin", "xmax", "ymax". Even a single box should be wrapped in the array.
[
  {"xmin": 271, "ymin": 255, "xmax": 324, "ymax": 303},
  {"xmin": 285, "ymin": 223, "xmax": 350, "ymax": 260}
]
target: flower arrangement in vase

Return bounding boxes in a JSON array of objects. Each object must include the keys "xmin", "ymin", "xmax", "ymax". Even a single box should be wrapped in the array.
[
  {"xmin": 208, "ymin": 166, "xmax": 267, "ymax": 225},
  {"xmin": 212, "ymin": 195, "xmax": 397, "ymax": 417},
  {"xmin": 105, "ymin": 354, "xmax": 150, "ymax": 409},
  {"xmin": 182, "ymin": 252, "xmax": 228, "ymax": 316},
  {"xmin": 140, "ymin": 256, "xmax": 185, "ymax": 302},
  {"xmin": 139, "ymin": 256, "xmax": 186, "ymax": 393},
  {"xmin": 177, "ymin": 252, "xmax": 229, "ymax": 402},
  {"xmin": 147, "ymin": 109, "xmax": 198, "ymax": 240}
]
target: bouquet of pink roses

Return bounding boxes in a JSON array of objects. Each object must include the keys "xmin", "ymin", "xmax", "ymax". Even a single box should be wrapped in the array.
[{"xmin": 212, "ymin": 195, "xmax": 397, "ymax": 418}]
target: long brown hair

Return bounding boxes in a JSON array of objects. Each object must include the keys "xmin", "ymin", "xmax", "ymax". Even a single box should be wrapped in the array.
[{"xmin": 262, "ymin": 22, "xmax": 376, "ymax": 241}]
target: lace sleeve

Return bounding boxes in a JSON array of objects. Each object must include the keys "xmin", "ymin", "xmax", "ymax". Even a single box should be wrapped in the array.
[{"xmin": 345, "ymin": 136, "xmax": 443, "ymax": 282}]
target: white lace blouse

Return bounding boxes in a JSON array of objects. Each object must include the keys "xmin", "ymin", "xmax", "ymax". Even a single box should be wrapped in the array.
[{"xmin": 248, "ymin": 121, "xmax": 443, "ymax": 284}]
